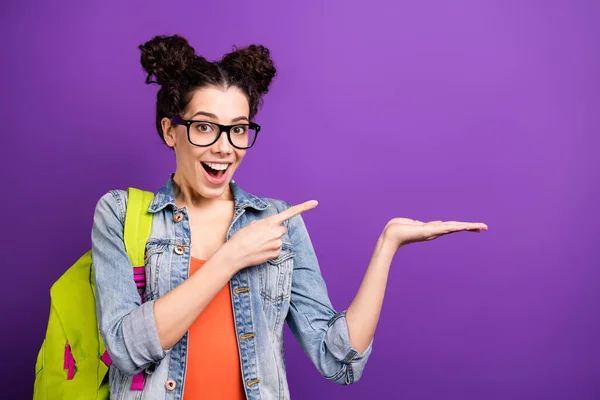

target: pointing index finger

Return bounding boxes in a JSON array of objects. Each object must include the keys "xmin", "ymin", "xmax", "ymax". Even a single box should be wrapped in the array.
[{"xmin": 271, "ymin": 200, "xmax": 319, "ymax": 225}]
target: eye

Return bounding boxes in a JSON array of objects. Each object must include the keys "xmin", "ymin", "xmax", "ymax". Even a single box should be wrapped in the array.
[
  {"xmin": 232, "ymin": 125, "xmax": 248, "ymax": 135},
  {"xmin": 194, "ymin": 123, "xmax": 215, "ymax": 133}
]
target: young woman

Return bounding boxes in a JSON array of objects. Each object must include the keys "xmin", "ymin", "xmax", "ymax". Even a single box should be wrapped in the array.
[{"xmin": 91, "ymin": 34, "xmax": 488, "ymax": 400}]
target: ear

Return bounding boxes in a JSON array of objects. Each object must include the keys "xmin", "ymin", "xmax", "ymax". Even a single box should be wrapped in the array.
[{"xmin": 161, "ymin": 117, "xmax": 176, "ymax": 148}]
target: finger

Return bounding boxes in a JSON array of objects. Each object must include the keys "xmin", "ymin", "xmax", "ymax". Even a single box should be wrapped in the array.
[
  {"xmin": 277, "ymin": 225, "xmax": 288, "ymax": 238},
  {"xmin": 270, "ymin": 201, "xmax": 318, "ymax": 225},
  {"xmin": 462, "ymin": 222, "xmax": 487, "ymax": 230},
  {"xmin": 431, "ymin": 222, "xmax": 470, "ymax": 234},
  {"xmin": 440, "ymin": 221, "xmax": 487, "ymax": 231},
  {"xmin": 274, "ymin": 238, "xmax": 283, "ymax": 252},
  {"xmin": 426, "ymin": 220, "xmax": 443, "ymax": 226},
  {"xmin": 463, "ymin": 222, "xmax": 488, "ymax": 230},
  {"xmin": 439, "ymin": 222, "xmax": 483, "ymax": 234}
]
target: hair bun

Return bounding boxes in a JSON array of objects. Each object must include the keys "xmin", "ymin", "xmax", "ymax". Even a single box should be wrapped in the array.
[
  {"xmin": 221, "ymin": 45, "xmax": 276, "ymax": 95},
  {"xmin": 139, "ymin": 35, "xmax": 196, "ymax": 85}
]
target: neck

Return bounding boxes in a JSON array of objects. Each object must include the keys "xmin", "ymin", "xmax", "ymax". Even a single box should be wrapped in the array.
[{"xmin": 172, "ymin": 172, "xmax": 233, "ymax": 210}]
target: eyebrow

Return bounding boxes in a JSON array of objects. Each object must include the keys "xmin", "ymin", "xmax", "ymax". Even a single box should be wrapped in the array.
[{"xmin": 190, "ymin": 111, "xmax": 249, "ymax": 123}]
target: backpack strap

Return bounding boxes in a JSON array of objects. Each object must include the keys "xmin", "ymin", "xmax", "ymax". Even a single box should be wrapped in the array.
[
  {"xmin": 123, "ymin": 188, "xmax": 154, "ymax": 266},
  {"xmin": 101, "ymin": 188, "xmax": 154, "ymax": 391},
  {"xmin": 125, "ymin": 188, "xmax": 154, "ymax": 391}
]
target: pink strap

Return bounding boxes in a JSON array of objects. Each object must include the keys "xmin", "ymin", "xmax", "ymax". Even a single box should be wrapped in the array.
[
  {"xmin": 101, "ymin": 350, "xmax": 112, "ymax": 367},
  {"xmin": 131, "ymin": 266, "xmax": 146, "ymax": 390},
  {"xmin": 64, "ymin": 341, "xmax": 75, "ymax": 380},
  {"xmin": 63, "ymin": 341, "xmax": 69, "ymax": 369},
  {"xmin": 93, "ymin": 266, "xmax": 147, "ymax": 390},
  {"xmin": 131, "ymin": 372, "xmax": 145, "ymax": 390}
]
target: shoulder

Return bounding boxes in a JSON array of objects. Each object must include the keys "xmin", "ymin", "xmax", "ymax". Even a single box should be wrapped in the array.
[
  {"xmin": 261, "ymin": 197, "xmax": 292, "ymax": 213},
  {"xmin": 255, "ymin": 196, "xmax": 307, "ymax": 230},
  {"xmin": 94, "ymin": 189, "xmax": 129, "ymax": 224},
  {"xmin": 231, "ymin": 179, "xmax": 291, "ymax": 215},
  {"xmin": 251, "ymin": 196, "xmax": 293, "ymax": 219},
  {"xmin": 257, "ymin": 197, "xmax": 312, "ymax": 248}
]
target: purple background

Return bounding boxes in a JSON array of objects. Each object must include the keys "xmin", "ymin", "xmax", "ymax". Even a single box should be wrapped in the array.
[{"xmin": 3, "ymin": 0, "xmax": 599, "ymax": 399}]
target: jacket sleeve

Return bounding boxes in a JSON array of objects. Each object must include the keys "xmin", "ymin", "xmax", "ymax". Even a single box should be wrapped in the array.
[
  {"xmin": 283, "ymin": 202, "xmax": 373, "ymax": 385},
  {"xmin": 91, "ymin": 190, "xmax": 167, "ymax": 376}
]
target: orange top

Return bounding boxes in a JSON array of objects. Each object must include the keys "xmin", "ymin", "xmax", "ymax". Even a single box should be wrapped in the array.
[{"xmin": 183, "ymin": 257, "xmax": 245, "ymax": 400}]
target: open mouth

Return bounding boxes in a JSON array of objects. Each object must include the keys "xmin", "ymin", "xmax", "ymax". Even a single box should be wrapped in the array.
[{"xmin": 201, "ymin": 161, "xmax": 231, "ymax": 179}]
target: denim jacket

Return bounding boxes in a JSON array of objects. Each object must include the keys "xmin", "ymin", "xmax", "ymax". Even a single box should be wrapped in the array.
[{"xmin": 91, "ymin": 176, "xmax": 373, "ymax": 400}]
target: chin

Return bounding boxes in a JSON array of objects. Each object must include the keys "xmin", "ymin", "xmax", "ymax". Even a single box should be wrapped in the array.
[
  {"xmin": 199, "ymin": 185, "xmax": 228, "ymax": 198},
  {"xmin": 197, "ymin": 172, "xmax": 235, "ymax": 198}
]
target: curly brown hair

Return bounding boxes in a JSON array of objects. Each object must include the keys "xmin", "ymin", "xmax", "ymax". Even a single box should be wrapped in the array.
[{"xmin": 139, "ymin": 34, "xmax": 277, "ymax": 144}]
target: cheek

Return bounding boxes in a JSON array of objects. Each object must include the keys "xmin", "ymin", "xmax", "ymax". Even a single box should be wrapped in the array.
[
  {"xmin": 175, "ymin": 142, "xmax": 205, "ymax": 166},
  {"xmin": 234, "ymin": 150, "xmax": 247, "ymax": 164}
]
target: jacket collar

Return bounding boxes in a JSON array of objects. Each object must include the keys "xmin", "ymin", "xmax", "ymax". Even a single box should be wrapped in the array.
[{"xmin": 148, "ymin": 174, "xmax": 269, "ymax": 213}]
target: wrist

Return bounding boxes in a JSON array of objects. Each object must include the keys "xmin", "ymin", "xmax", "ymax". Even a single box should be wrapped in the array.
[
  {"xmin": 214, "ymin": 243, "xmax": 242, "ymax": 275},
  {"xmin": 377, "ymin": 231, "xmax": 400, "ymax": 259},
  {"xmin": 381, "ymin": 228, "xmax": 403, "ymax": 250}
]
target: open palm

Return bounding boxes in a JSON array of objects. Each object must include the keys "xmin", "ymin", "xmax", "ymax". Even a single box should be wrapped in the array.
[{"xmin": 384, "ymin": 218, "xmax": 488, "ymax": 248}]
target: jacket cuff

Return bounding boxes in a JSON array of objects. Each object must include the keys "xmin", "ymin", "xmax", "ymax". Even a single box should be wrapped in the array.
[
  {"xmin": 325, "ymin": 311, "xmax": 373, "ymax": 384},
  {"xmin": 122, "ymin": 300, "xmax": 167, "ymax": 368}
]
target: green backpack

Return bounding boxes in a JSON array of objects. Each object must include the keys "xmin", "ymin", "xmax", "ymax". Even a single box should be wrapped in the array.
[{"xmin": 34, "ymin": 188, "xmax": 155, "ymax": 400}]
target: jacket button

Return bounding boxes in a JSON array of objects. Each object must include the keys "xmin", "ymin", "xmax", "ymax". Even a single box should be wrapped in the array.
[
  {"xmin": 173, "ymin": 213, "xmax": 183, "ymax": 223},
  {"xmin": 165, "ymin": 379, "xmax": 176, "ymax": 391},
  {"xmin": 174, "ymin": 246, "xmax": 185, "ymax": 255}
]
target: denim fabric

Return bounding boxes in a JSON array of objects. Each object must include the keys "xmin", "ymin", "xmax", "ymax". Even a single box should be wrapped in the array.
[{"xmin": 91, "ymin": 176, "xmax": 373, "ymax": 399}]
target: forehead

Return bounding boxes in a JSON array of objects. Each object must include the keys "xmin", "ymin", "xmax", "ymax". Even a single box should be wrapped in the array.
[{"xmin": 185, "ymin": 86, "xmax": 250, "ymax": 120}]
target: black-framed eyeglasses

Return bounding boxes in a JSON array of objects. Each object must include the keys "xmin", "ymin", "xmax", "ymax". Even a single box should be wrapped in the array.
[{"xmin": 171, "ymin": 116, "xmax": 261, "ymax": 149}]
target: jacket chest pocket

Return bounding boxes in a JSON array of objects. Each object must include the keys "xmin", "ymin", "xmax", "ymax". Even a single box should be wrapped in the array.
[
  {"xmin": 259, "ymin": 242, "xmax": 295, "ymax": 304},
  {"xmin": 143, "ymin": 241, "xmax": 168, "ymax": 301}
]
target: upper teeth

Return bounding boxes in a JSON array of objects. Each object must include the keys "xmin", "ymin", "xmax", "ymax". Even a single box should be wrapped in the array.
[{"xmin": 203, "ymin": 162, "xmax": 229, "ymax": 171}]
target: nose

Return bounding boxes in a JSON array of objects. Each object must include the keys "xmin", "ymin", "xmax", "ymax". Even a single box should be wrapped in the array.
[{"xmin": 212, "ymin": 128, "xmax": 233, "ymax": 155}]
